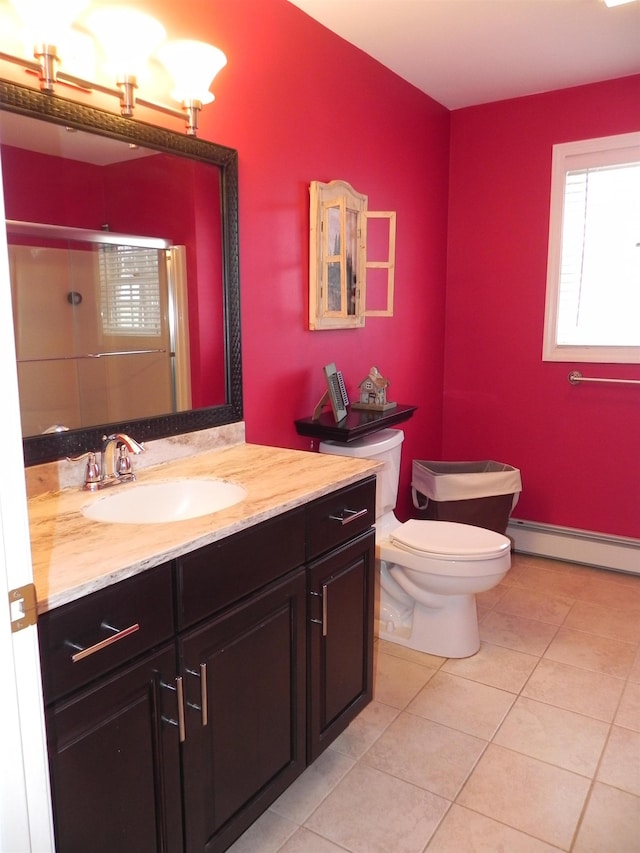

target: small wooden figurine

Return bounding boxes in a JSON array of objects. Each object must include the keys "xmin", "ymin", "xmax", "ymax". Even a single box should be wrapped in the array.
[{"xmin": 351, "ymin": 366, "xmax": 397, "ymax": 412}]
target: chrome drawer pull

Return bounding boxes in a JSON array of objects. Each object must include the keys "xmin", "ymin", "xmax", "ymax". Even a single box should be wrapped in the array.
[
  {"xmin": 186, "ymin": 664, "xmax": 208, "ymax": 727},
  {"xmin": 328, "ymin": 507, "xmax": 368, "ymax": 526},
  {"xmin": 69, "ymin": 622, "xmax": 140, "ymax": 663}
]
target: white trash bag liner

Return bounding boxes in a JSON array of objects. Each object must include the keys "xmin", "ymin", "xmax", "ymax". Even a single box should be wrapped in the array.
[{"xmin": 412, "ymin": 460, "xmax": 522, "ymax": 510}]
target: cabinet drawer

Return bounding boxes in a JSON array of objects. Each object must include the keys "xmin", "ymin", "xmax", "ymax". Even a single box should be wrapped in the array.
[
  {"xmin": 177, "ymin": 508, "xmax": 305, "ymax": 629},
  {"xmin": 38, "ymin": 563, "xmax": 174, "ymax": 705},
  {"xmin": 306, "ymin": 477, "xmax": 376, "ymax": 560}
]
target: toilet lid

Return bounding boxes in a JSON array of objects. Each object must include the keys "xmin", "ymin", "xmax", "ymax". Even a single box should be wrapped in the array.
[{"xmin": 390, "ymin": 519, "xmax": 510, "ymax": 559}]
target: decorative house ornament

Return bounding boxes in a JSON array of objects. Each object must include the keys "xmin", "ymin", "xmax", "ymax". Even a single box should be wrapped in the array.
[
  {"xmin": 351, "ymin": 366, "xmax": 397, "ymax": 412},
  {"xmin": 308, "ymin": 180, "xmax": 396, "ymax": 330}
]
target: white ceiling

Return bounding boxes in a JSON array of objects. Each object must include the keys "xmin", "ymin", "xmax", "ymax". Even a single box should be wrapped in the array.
[{"xmin": 287, "ymin": 0, "xmax": 640, "ymax": 109}]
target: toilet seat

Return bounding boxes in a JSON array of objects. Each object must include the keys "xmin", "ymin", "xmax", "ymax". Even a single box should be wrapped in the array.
[{"xmin": 390, "ymin": 519, "xmax": 510, "ymax": 561}]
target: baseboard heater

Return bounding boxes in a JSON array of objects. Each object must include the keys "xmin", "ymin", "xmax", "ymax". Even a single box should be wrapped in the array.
[{"xmin": 507, "ymin": 518, "xmax": 640, "ymax": 576}]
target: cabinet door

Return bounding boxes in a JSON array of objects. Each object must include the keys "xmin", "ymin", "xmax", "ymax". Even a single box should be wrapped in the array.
[
  {"xmin": 308, "ymin": 529, "xmax": 375, "ymax": 762},
  {"xmin": 180, "ymin": 567, "xmax": 306, "ymax": 853},
  {"xmin": 45, "ymin": 644, "xmax": 183, "ymax": 853}
]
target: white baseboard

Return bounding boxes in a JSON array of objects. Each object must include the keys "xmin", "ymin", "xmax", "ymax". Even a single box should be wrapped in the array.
[{"xmin": 507, "ymin": 518, "xmax": 640, "ymax": 575}]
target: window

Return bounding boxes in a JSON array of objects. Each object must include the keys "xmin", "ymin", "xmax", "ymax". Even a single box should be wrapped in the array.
[
  {"xmin": 543, "ymin": 131, "xmax": 640, "ymax": 363},
  {"xmin": 99, "ymin": 245, "xmax": 163, "ymax": 337}
]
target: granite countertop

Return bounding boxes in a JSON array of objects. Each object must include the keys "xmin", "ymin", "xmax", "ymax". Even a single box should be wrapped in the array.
[{"xmin": 28, "ymin": 442, "xmax": 379, "ymax": 614}]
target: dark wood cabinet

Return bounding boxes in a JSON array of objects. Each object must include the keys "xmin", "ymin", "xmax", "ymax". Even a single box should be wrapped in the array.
[
  {"xmin": 180, "ymin": 568, "xmax": 307, "ymax": 852},
  {"xmin": 39, "ymin": 476, "xmax": 376, "ymax": 852},
  {"xmin": 45, "ymin": 643, "xmax": 183, "ymax": 853},
  {"xmin": 39, "ymin": 565, "xmax": 181, "ymax": 853},
  {"xmin": 307, "ymin": 529, "xmax": 375, "ymax": 762}
]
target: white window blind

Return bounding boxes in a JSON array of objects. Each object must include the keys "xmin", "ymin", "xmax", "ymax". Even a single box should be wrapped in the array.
[
  {"xmin": 558, "ymin": 163, "xmax": 640, "ymax": 346},
  {"xmin": 99, "ymin": 245, "xmax": 162, "ymax": 336},
  {"xmin": 543, "ymin": 132, "xmax": 640, "ymax": 363}
]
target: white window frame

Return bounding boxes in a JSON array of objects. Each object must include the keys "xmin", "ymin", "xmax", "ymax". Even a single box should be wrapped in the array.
[{"xmin": 542, "ymin": 131, "xmax": 640, "ymax": 364}]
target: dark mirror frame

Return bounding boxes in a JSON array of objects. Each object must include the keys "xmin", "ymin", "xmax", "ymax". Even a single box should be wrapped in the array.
[{"xmin": 0, "ymin": 79, "xmax": 242, "ymax": 467}]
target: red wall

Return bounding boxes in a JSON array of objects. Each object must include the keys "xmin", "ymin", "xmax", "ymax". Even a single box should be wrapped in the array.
[
  {"xmin": 153, "ymin": 0, "xmax": 451, "ymax": 522},
  {"xmin": 9, "ymin": 0, "xmax": 637, "ymax": 538},
  {"xmin": 445, "ymin": 76, "xmax": 640, "ymax": 539}
]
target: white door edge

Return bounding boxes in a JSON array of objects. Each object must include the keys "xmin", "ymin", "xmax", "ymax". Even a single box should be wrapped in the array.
[{"xmin": 0, "ymin": 141, "xmax": 55, "ymax": 853}]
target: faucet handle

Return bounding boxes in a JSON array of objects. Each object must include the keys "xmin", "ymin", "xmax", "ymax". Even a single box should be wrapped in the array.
[
  {"xmin": 83, "ymin": 452, "xmax": 102, "ymax": 491},
  {"xmin": 116, "ymin": 445, "xmax": 133, "ymax": 476}
]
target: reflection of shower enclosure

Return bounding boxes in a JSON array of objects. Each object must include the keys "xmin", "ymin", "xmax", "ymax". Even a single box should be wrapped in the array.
[{"xmin": 7, "ymin": 221, "xmax": 190, "ymax": 437}]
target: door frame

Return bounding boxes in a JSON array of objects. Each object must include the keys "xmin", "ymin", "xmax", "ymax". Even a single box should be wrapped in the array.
[{"xmin": 0, "ymin": 143, "xmax": 55, "ymax": 852}]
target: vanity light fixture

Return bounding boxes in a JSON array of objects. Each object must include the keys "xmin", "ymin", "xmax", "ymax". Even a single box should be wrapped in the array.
[{"xmin": 1, "ymin": 0, "xmax": 227, "ymax": 135}]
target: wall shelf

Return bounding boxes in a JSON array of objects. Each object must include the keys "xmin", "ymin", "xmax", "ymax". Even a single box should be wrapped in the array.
[{"xmin": 294, "ymin": 403, "xmax": 417, "ymax": 443}]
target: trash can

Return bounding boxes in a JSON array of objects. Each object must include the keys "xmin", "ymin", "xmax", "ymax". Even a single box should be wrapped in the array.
[{"xmin": 412, "ymin": 460, "xmax": 522, "ymax": 535}]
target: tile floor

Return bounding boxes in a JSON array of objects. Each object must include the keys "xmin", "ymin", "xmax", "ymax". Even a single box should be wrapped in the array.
[{"xmin": 229, "ymin": 553, "xmax": 640, "ymax": 852}]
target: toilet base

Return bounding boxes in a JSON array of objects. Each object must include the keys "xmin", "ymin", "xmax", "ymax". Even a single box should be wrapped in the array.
[{"xmin": 377, "ymin": 592, "xmax": 480, "ymax": 658}]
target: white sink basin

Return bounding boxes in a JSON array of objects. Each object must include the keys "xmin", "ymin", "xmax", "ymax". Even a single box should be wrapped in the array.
[{"xmin": 82, "ymin": 478, "xmax": 247, "ymax": 524}]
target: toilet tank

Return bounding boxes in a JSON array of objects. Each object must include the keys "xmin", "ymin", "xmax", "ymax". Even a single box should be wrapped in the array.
[{"xmin": 319, "ymin": 429, "xmax": 404, "ymax": 521}]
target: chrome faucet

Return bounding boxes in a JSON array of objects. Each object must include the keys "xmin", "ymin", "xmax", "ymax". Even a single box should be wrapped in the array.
[
  {"xmin": 100, "ymin": 433, "xmax": 145, "ymax": 484},
  {"xmin": 80, "ymin": 433, "xmax": 144, "ymax": 490}
]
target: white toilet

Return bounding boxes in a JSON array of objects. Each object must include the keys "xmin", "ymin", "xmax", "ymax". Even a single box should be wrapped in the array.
[{"xmin": 319, "ymin": 429, "xmax": 511, "ymax": 658}]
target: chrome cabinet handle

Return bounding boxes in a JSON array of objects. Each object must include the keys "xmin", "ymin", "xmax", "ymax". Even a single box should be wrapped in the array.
[
  {"xmin": 186, "ymin": 663, "xmax": 208, "ymax": 727},
  {"xmin": 161, "ymin": 676, "xmax": 186, "ymax": 742},
  {"xmin": 321, "ymin": 583, "xmax": 327, "ymax": 636},
  {"xmin": 176, "ymin": 676, "xmax": 186, "ymax": 742},
  {"xmin": 68, "ymin": 622, "xmax": 140, "ymax": 663},
  {"xmin": 200, "ymin": 663, "xmax": 208, "ymax": 726},
  {"xmin": 310, "ymin": 585, "xmax": 328, "ymax": 636},
  {"xmin": 328, "ymin": 507, "xmax": 368, "ymax": 526}
]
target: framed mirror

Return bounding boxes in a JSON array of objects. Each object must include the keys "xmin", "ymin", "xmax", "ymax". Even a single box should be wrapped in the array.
[{"xmin": 0, "ymin": 79, "xmax": 242, "ymax": 466}]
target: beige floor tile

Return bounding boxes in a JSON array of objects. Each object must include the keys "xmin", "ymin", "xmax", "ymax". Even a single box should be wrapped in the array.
[
  {"xmin": 507, "ymin": 562, "xmax": 591, "ymax": 599},
  {"xmin": 628, "ymin": 647, "xmax": 640, "ymax": 684},
  {"xmin": 479, "ymin": 610, "xmax": 559, "ymax": 656},
  {"xmin": 495, "ymin": 584, "xmax": 574, "ymax": 624},
  {"xmin": 597, "ymin": 725, "xmax": 640, "ymax": 796},
  {"xmin": 270, "ymin": 748, "xmax": 355, "ymax": 824},
  {"xmin": 373, "ymin": 650, "xmax": 437, "ymax": 709},
  {"xmin": 407, "ymin": 671, "xmax": 516, "ymax": 739},
  {"xmin": 426, "ymin": 804, "xmax": 562, "ymax": 853},
  {"xmin": 329, "ymin": 700, "xmax": 399, "ymax": 759},
  {"xmin": 577, "ymin": 575, "xmax": 640, "ymax": 614},
  {"xmin": 227, "ymin": 809, "xmax": 297, "ymax": 853},
  {"xmin": 363, "ymin": 712, "xmax": 486, "ymax": 799},
  {"xmin": 522, "ymin": 658, "xmax": 625, "ymax": 722},
  {"xmin": 573, "ymin": 782, "xmax": 640, "ymax": 853},
  {"xmin": 376, "ymin": 637, "xmax": 446, "ymax": 669},
  {"xmin": 524, "ymin": 556, "xmax": 596, "ymax": 577},
  {"xmin": 458, "ymin": 744, "xmax": 590, "ymax": 849},
  {"xmin": 278, "ymin": 827, "xmax": 348, "ymax": 853},
  {"xmin": 615, "ymin": 681, "xmax": 640, "ymax": 732},
  {"xmin": 442, "ymin": 641, "xmax": 538, "ymax": 692},
  {"xmin": 476, "ymin": 582, "xmax": 509, "ymax": 609},
  {"xmin": 604, "ymin": 569, "xmax": 640, "ymax": 590},
  {"xmin": 544, "ymin": 627, "xmax": 637, "ymax": 678},
  {"xmin": 493, "ymin": 696, "xmax": 609, "ymax": 776},
  {"xmin": 305, "ymin": 763, "xmax": 449, "ymax": 853},
  {"xmin": 476, "ymin": 604, "xmax": 491, "ymax": 623},
  {"xmin": 564, "ymin": 599, "xmax": 640, "ymax": 644}
]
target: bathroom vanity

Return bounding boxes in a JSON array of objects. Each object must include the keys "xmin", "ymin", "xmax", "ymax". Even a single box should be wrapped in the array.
[{"xmin": 30, "ymin": 440, "xmax": 378, "ymax": 852}]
